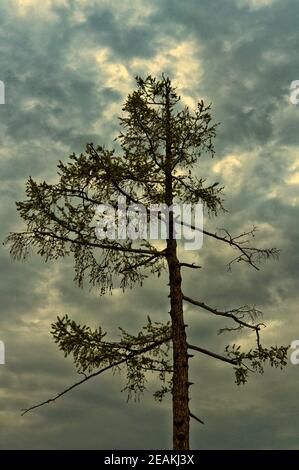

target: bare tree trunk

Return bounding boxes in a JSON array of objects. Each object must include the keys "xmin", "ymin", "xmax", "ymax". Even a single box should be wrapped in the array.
[
  {"xmin": 163, "ymin": 78, "xmax": 189, "ymax": 449},
  {"xmin": 167, "ymin": 242, "xmax": 190, "ymax": 450}
]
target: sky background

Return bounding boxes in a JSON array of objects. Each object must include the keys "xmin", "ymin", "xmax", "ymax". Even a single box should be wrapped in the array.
[{"xmin": 0, "ymin": 0, "xmax": 299, "ymax": 449}]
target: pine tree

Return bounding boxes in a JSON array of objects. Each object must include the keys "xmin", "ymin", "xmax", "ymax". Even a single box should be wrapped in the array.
[{"xmin": 4, "ymin": 75, "xmax": 288, "ymax": 450}]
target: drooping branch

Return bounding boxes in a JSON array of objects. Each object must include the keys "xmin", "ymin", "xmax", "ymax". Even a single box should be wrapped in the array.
[
  {"xmin": 21, "ymin": 354, "xmax": 131, "ymax": 416},
  {"xmin": 6, "ymin": 230, "xmax": 166, "ymax": 259},
  {"xmin": 21, "ymin": 326, "xmax": 172, "ymax": 416}
]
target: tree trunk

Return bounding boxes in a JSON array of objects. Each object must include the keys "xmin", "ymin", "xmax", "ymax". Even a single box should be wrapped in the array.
[
  {"xmin": 163, "ymin": 78, "xmax": 190, "ymax": 449},
  {"xmin": 167, "ymin": 241, "xmax": 190, "ymax": 450}
]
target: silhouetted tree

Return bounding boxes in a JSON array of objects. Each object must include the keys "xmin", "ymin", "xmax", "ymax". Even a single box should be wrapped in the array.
[{"xmin": 4, "ymin": 75, "xmax": 288, "ymax": 450}]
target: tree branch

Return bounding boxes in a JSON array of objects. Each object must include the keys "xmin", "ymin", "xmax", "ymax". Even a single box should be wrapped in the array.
[
  {"xmin": 180, "ymin": 262, "xmax": 201, "ymax": 269},
  {"xmin": 64, "ymin": 149, "xmax": 268, "ymax": 272},
  {"xmin": 132, "ymin": 111, "xmax": 164, "ymax": 171},
  {"xmin": 119, "ymin": 252, "xmax": 166, "ymax": 273},
  {"xmin": 189, "ymin": 411, "xmax": 205, "ymax": 425},
  {"xmin": 21, "ymin": 335, "xmax": 172, "ymax": 416},
  {"xmin": 31, "ymin": 230, "xmax": 166, "ymax": 257},
  {"xmin": 187, "ymin": 343, "xmax": 237, "ymax": 365},
  {"xmin": 182, "ymin": 294, "xmax": 261, "ymax": 332},
  {"xmin": 88, "ymin": 144, "xmax": 147, "ymax": 206}
]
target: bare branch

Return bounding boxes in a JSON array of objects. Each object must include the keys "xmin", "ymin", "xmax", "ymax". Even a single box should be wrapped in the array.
[
  {"xmin": 176, "ymin": 222, "xmax": 278, "ymax": 270},
  {"xmin": 187, "ymin": 343, "xmax": 237, "ymax": 365},
  {"xmin": 21, "ymin": 334, "xmax": 172, "ymax": 416},
  {"xmin": 183, "ymin": 294, "xmax": 265, "ymax": 349},
  {"xmin": 183, "ymin": 294, "xmax": 261, "ymax": 332},
  {"xmin": 189, "ymin": 411, "xmax": 205, "ymax": 425},
  {"xmin": 180, "ymin": 262, "xmax": 201, "ymax": 269}
]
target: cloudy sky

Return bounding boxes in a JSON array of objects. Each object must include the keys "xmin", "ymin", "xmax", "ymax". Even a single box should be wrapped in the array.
[{"xmin": 1, "ymin": 0, "xmax": 299, "ymax": 450}]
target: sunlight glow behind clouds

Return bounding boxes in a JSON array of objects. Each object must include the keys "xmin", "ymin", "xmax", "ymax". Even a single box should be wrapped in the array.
[
  {"xmin": 236, "ymin": 0, "xmax": 280, "ymax": 10},
  {"xmin": 14, "ymin": 0, "xmax": 68, "ymax": 16}
]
